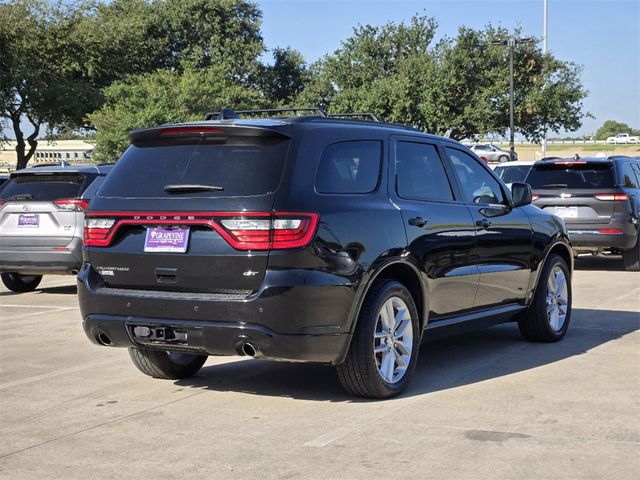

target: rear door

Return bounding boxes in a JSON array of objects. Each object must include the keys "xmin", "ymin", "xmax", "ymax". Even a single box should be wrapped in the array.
[
  {"xmin": 527, "ymin": 161, "xmax": 619, "ymax": 225},
  {"xmin": 389, "ymin": 136, "xmax": 479, "ymax": 318},
  {"xmin": 85, "ymin": 126, "xmax": 295, "ymax": 295},
  {"xmin": 0, "ymin": 172, "xmax": 94, "ymax": 249}
]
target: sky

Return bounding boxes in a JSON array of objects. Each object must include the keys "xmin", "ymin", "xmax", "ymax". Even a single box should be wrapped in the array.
[{"xmin": 256, "ymin": 0, "xmax": 640, "ymax": 136}]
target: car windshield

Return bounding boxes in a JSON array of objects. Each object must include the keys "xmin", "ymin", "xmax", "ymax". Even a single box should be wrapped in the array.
[
  {"xmin": 98, "ymin": 139, "xmax": 290, "ymax": 198},
  {"xmin": 494, "ymin": 165, "xmax": 532, "ymax": 184},
  {"xmin": 0, "ymin": 173, "xmax": 90, "ymax": 201},
  {"xmin": 526, "ymin": 163, "xmax": 615, "ymax": 189}
]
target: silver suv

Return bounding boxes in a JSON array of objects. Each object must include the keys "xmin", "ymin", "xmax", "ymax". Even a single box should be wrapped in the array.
[
  {"xmin": 470, "ymin": 144, "xmax": 517, "ymax": 162},
  {"xmin": 0, "ymin": 164, "xmax": 112, "ymax": 292}
]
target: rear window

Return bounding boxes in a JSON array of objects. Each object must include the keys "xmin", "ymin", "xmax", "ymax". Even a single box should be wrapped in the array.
[
  {"xmin": 494, "ymin": 165, "xmax": 532, "ymax": 184},
  {"xmin": 0, "ymin": 173, "xmax": 90, "ymax": 201},
  {"xmin": 526, "ymin": 163, "xmax": 615, "ymax": 189},
  {"xmin": 315, "ymin": 141, "xmax": 382, "ymax": 194},
  {"xmin": 98, "ymin": 140, "xmax": 289, "ymax": 198}
]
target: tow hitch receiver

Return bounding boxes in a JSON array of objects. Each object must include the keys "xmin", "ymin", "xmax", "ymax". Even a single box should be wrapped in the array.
[{"xmin": 131, "ymin": 325, "xmax": 188, "ymax": 344}]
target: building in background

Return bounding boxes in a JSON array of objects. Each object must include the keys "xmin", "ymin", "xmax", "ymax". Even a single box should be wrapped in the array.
[{"xmin": 0, "ymin": 140, "xmax": 94, "ymax": 172}]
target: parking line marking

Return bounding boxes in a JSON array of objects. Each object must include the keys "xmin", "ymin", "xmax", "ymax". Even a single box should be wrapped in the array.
[
  {"xmin": 1, "ymin": 306, "xmax": 77, "ymax": 322},
  {"xmin": 0, "ymin": 304, "xmax": 79, "ymax": 309},
  {"xmin": 0, "ymin": 358, "xmax": 123, "ymax": 390}
]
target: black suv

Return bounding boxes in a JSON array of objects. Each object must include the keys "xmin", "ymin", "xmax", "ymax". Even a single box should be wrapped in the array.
[
  {"xmin": 78, "ymin": 110, "xmax": 573, "ymax": 399},
  {"xmin": 527, "ymin": 157, "xmax": 640, "ymax": 271}
]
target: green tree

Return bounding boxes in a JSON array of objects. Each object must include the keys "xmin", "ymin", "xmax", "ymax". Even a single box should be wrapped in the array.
[
  {"xmin": 0, "ymin": 0, "xmax": 102, "ymax": 169},
  {"xmin": 258, "ymin": 48, "xmax": 309, "ymax": 105},
  {"xmin": 594, "ymin": 120, "xmax": 639, "ymax": 140},
  {"xmin": 88, "ymin": 66, "xmax": 263, "ymax": 161},
  {"xmin": 1, "ymin": 0, "xmax": 265, "ymax": 168},
  {"xmin": 296, "ymin": 16, "xmax": 588, "ymax": 141}
]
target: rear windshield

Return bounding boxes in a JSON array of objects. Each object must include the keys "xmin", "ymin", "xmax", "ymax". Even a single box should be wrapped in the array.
[
  {"xmin": 0, "ymin": 173, "xmax": 90, "ymax": 201},
  {"xmin": 99, "ymin": 140, "xmax": 289, "ymax": 198},
  {"xmin": 494, "ymin": 165, "xmax": 532, "ymax": 184},
  {"xmin": 526, "ymin": 163, "xmax": 615, "ymax": 189}
]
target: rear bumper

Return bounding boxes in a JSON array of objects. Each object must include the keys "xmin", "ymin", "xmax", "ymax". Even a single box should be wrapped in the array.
[
  {"xmin": 0, "ymin": 237, "xmax": 83, "ymax": 274},
  {"xmin": 567, "ymin": 222, "xmax": 637, "ymax": 251},
  {"xmin": 77, "ymin": 264, "xmax": 356, "ymax": 364},
  {"xmin": 83, "ymin": 315, "xmax": 349, "ymax": 364}
]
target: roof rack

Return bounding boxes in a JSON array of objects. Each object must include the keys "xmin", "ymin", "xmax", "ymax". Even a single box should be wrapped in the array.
[
  {"xmin": 327, "ymin": 113, "xmax": 381, "ymax": 122},
  {"xmin": 204, "ymin": 107, "xmax": 327, "ymax": 121}
]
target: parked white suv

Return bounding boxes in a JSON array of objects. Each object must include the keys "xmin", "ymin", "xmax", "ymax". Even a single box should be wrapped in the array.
[{"xmin": 606, "ymin": 133, "xmax": 640, "ymax": 144}]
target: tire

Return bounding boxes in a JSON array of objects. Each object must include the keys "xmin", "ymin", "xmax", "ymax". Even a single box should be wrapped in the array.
[
  {"xmin": 518, "ymin": 254, "xmax": 572, "ymax": 342},
  {"xmin": 498, "ymin": 155, "xmax": 509, "ymax": 163},
  {"xmin": 128, "ymin": 348, "xmax": 207, "ymax": 380},
  {"xmin": 1, "ymin": 273, "xmax": 43, "ymax": 293},
  {"xmin": 337, "ymin": 280, "xmax": 420, "ymax": 399},
  {"xmin": 622, "ymin": 234, "xmax": 640, "ymax": 271}
]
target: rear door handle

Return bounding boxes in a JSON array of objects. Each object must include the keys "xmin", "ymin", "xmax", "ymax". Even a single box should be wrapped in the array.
[
  {"xmin": 408, "ymin": 217, "xmax": 428, "ymax": 227},
  {"xmin": 475, "ymin": 219, "xmax": 492, "ymax": 229}
]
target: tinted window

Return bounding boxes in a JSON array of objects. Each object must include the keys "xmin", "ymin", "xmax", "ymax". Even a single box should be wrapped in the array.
[
  {"xmin": 0, "ymin": 173, "xmax": 91, "ymax": 201},
  {"xmin": 621, "ymin": 163, "xmax": 638, "ymax": 188},
  {"xmin": 527, "ymin": 163, "xmax": 614, "ymax": 189},
  {"xmin": 396, "ymin": 142, "xmax": 453, "ymax": 201},
  {"xmin": 446, "ymin": 147, "xmax": 504, "ymax": 204},
  {"xmin": 494, "ymin": 165, "xmax": 532, "ymax": 184},
  {"xmin": 315, "ymin": 141, "xmax": 381, "ymax": 194},
  {"xmin": 99, "ymin": 140, "xmax": 289, "ymax": 198}
]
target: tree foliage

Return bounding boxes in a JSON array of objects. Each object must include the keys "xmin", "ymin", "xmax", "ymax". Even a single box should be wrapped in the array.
[
  {"xmin": 296, "ymin": 16, "xmax": 588, "ymax": 141},
  {"xmin": 594, "ymin": 120, "xmax": 640, "ymax": 140},
  {"xmin": 0, "ymin": 0, "xmax": 103, "ymax": 169}
]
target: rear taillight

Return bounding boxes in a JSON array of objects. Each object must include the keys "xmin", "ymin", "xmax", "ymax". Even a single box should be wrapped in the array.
[
  {"xmin": 54, "ymin": 198, "xmax": 90, "ymax": 211},
  {"xmin": 84, "ymin": 218, "xmax": 116, "ymax": 246},
  {"xmin": 82, "ymin": 212, "xmax": 319, "ymax": 250},
  {"xmin": 0, "ymin": 199, "xmax": 6, "ymax": 209},
  {"xmin": 219, "ymin": 213, "xmax": 318, "ymax": 250},
  {"xmin": 160, "ymin": 127, "xmax": 224, "ymax": 136},
  {"xmin": 597, "ymin": 228, "xmax": 624, "ymax": 234},
  {"xmin": 594, "ymin": 193, "xmax": 629, "ymax": 201},
  {"xmin": 532, "ymin": 194, "xmax": 540, "ymax": 201}
]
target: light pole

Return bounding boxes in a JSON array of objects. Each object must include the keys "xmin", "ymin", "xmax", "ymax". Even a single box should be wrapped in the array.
[
  {"xmin": 492, "ymin": 36, "xmax": 536, "ymax": 161},
  {"xmin": 542, "ymin": 0, "xmax": 549, "ymax": 157}
]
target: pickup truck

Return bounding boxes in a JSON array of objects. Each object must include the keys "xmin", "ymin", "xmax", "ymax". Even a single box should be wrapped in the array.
[{"xmin": 606, "ymin": 133, "xmax": 640, "ymax": 144}]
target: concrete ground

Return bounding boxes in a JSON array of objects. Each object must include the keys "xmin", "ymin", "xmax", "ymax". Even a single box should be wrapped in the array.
[{"xmin": 0, "ymin": 256, "xmax": 638, "ymax": 479}]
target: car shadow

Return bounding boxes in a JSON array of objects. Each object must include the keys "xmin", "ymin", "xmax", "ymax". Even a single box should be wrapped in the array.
[
  {"xmin": 0, "ymin": 284, "xmax": 78, "ymax": 296},
  {"xmin": 574, "ymin": 254, "xmax": 627, "ymax": 272},
  {"xmin": 174, "ymin": 308, "xmax": 639, "ymax": 402}
]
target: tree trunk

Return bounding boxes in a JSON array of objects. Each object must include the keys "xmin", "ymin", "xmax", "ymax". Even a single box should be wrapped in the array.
[{"xmin": 10, "ymin": 113, "xmax": 39, "ymax": 170}]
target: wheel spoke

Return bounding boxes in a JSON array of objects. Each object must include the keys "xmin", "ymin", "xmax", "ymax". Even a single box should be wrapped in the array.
[
  {"xmin": 384, "ymin": 301, "xmax": 396, "ymax": 331},
  {"xmin": 393, "ymin": 347, "xmax": 407, "ymax": 367},
  {"xmin": 555, "ymin": 271, "xmax": 565, "ymax": 296},
  {"xmin": 394, "ymin": 317, "xmax": 410, "ymax": 338},
  {"xmin": 395, "ymin": 340, "xmax": 411, "ymax": 356},
  {"xmin": 548, "ymin": 272, "xmax": 557, "ymax": 293},
  {"xmin": 374, "ymin": 344, "xmax": 389, "ymax": 354}
]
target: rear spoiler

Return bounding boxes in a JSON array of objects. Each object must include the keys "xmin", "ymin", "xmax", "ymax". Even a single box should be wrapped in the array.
[{"xmin": 128, "ymin": 124, "xmax": 291, "ymax": 144}]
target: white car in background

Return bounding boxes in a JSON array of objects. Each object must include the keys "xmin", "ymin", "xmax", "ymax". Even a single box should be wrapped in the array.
[
  {"xmin": 493, "ymin": 160, "xmax": 538, "ymax": 188},
  {"xmin": 606, "ymin": 133, "xmax": 639, "ymax": 144}
]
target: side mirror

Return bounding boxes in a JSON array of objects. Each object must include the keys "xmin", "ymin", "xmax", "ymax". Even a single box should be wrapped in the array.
[{"xmin": 511, "ymin": 182, "xmax": 532, "ymax": 207}]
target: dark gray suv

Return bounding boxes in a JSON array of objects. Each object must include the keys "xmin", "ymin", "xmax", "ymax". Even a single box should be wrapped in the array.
[
  {"xmin": 0, "ymin": 164, "xmax": 112, "ymax": 292},
  {"xmin": 528, "ymin": 156, "xmax": 640, "ymax": 271}
]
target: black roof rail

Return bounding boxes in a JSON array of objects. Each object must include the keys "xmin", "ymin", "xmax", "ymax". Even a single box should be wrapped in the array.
[
  {"xmin": 204, "ymin": 107, "xmax": 327, "ymax": 120},
  {"xmin": 327, "ymin": 113, "xmax": 381, "ymax": 122}
]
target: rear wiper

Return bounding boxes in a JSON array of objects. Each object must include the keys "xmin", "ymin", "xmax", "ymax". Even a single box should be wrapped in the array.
[
  {"xmin": 163, "ymin": 184, "xmax": 224, "ymax": 193},
  {"xmin": 7, "ymin": 194, "xmax": 32, "ymax": 201},
  {"xmin": 540, "ymin": 183, "xmax": 568, "ymax": 188}
]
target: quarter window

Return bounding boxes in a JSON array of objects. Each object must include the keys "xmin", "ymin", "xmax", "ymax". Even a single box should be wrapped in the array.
[
  {"xmin": 315, "ymin": 141, "xmax": 382, "ymax": 194},
  {"xmin": 622, "ymin": 163, "xmax": 639, "ymax": 188},
  {"xmin": 396, "ymin": 142, "xmax": 453, "ymax": 201},
  {"xmin": 446, "ymin": 147, "xmax": 505, "ymax": 204}
]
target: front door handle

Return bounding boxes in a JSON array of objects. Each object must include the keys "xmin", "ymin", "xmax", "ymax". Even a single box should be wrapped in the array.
[
  {"xmin": 475, "ymin": 219, "xmax": 492, "ymax": 229},
  {"xmin": 408, "ymin": 217, "xmax": 428, "ymax": 227}
]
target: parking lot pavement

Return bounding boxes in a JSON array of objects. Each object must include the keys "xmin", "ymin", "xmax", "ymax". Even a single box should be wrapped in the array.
[{"xmin": 0, "ymin": 259, "xmax": 638, "ymax": 480}]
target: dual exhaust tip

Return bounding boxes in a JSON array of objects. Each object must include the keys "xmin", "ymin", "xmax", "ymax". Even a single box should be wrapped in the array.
[{"xmin": 96, "ymin": 331, "xmax": 259, "ymax": 358}]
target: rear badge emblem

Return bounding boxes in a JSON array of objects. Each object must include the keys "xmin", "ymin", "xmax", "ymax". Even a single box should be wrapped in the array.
[
  {"xmin": 243, "ymin": 270, "xmax": 259, "ymax": 276},
  {"xmin": 22, "ymin": 205, "xmax": 31, "ymax": 212},
  {"xmin": 560, "ymin": 193, "xmax": 572, "ymax": 198}
]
